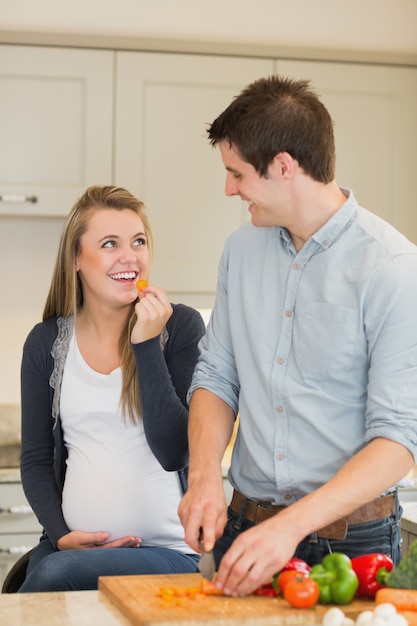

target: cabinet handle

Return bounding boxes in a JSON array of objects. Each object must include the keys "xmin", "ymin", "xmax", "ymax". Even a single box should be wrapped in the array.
[
  {"xmin": 0, "ymin": 505, "xmax": 33, "ymax": 515},
  {"xmin": 0, "ymin": 194, "xmax": 38, "ymax": 204},
  {"xmin": 0, "ymin": 545, "xmax": 33, "ymax": 555}
]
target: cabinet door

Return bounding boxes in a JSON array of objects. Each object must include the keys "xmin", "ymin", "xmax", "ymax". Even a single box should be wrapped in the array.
[
  {"xmin": 115, "ymin": 52, "xmax": 273, "ymax": 307},
  {"xmin": 0, "ymin": 45, "xmax": 113, "ymax": 216},
  {"xmin": 276, "ymin": 60, "xmax": 417, "ymax": 243}
]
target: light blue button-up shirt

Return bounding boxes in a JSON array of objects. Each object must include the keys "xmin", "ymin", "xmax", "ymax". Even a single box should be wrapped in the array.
[{"xmin": 189, "ymin": 190, "xmax": 417, "ymax": 504}]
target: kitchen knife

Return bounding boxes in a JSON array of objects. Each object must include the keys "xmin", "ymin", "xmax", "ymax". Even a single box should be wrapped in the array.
[{"xmin": 197, "ymin": 528, "xmax": 215, "ymax": 581}]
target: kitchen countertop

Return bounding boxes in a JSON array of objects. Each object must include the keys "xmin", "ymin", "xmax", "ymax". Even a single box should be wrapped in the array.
[
  {"xmin": 0, "ymin": 495, "xmax": 417, "ymax": 624},
  {"xmin": 0, "ymin": 467, "xmax": 21, "ymax": 483},
  {"xmin": 401, "ymin": 500, "xmax": 417, "ymax": 529},
  {"xmin": 0, "ymin": 590, "xmax": 131, "ymax": 625}
]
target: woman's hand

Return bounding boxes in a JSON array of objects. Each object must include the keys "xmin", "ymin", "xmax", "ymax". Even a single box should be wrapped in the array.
[
  {"xmin": 57, "ymin": 530, "xmax": 142, "ymax": 550},
  {"xmin": 131, "ymin": 284, "xmax": 173, "ymax": 343}
]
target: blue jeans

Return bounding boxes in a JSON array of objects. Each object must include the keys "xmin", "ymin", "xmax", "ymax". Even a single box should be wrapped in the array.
[
  {"xmin": 213, "ymin": 490, "xmax": 403, "ymax": 568},
  {"xmin": 18, "ymin": 534, "xmax": 199, "ymax": 592}
]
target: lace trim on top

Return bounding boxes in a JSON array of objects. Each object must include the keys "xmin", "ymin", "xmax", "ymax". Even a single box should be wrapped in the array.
[
  {"xmin": 160, "ymin": 326, "xmax": 168, "ymax": 350},
  {"xmin": 50, "ymin": 316, "xmax": 74, "ymax": 422}
]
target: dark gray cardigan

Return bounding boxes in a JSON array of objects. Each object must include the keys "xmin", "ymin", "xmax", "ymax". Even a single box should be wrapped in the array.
[{"xmin": 20, "ymin": 304, "xmax": 205, "ymax": 547}]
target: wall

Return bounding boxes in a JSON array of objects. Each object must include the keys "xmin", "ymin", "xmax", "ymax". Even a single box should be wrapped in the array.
[
  {"xmin": 1, "ymin": 0, "xmax": 417, "ymax": 62},
  {"xmin": 0, "ymin": 216, "xmax": 65, "ymax": 404},
  {"xmin": 0, "ymin": 1, "xmax": 416, "ymax": 404}
]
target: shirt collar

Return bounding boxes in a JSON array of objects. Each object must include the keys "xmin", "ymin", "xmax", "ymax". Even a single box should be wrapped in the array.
[
  {"xmin": 311, "ymin": 188, "xmax": 357, "ymax": 250},
  {"xmin": 278, "ymin": 188, "xmax": 357, "ymax": 251}
]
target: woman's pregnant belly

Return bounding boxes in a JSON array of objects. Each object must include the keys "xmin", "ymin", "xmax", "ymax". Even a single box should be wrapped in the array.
[{"xmin": 62, "ymin": 443, "xmax": 184, "ymax": 545}]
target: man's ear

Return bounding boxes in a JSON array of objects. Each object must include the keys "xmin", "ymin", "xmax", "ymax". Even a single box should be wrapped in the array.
[{"xmin": 274, "ymin": 152, "xmax": 296, "ymax": 178}]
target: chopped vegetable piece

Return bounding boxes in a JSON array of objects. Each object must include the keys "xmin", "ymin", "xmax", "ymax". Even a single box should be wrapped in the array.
[
  {"xmin": 136, "ymin": 279, "xmax": 148, "ymax": 290},
  {"xmin": 156, "ymin": 578, "xmax": 224, "ymax": 607}
]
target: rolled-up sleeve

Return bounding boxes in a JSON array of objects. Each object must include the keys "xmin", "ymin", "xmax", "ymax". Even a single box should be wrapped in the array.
[
  {"xmin": 364, "ymin": 253, "xmax": 417, "ymax": 460},
  {"xmin": 188, "ymin": 244, "xmax": 240, "ymax": 414}
]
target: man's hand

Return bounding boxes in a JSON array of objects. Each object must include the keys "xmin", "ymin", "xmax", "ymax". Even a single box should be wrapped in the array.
[
  {"xmin": 57, "ymin": 530, "xmax": 142, "ymax": 550},
  {"xmin": 178, "ymin": 473, "xmax": 228, "ymax": 554},
  {"xmin": 214, "ymin": 515, "xmax": 298, "ymax": 596}
]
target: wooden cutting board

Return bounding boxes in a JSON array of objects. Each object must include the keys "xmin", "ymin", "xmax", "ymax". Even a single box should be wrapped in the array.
[{"xmin": 99, "ymin": 573, "xmax": 374, "ymax": 626}]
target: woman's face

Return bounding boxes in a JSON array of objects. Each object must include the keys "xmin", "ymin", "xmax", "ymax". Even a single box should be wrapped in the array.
[{"xmin": 75, "ymin": 208, "xmax": 149, "ymax": 310}]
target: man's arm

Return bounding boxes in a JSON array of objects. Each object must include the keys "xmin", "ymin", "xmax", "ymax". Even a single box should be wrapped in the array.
[
  {"xmin": 215, "ymin": 437, "xmax": 413, "ymax": 597},
  {"xmin": 178, "ymin": 388, "xmax": 236, "ymax": 553}
]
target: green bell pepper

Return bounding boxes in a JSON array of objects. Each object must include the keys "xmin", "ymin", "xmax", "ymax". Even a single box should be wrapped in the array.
[{"xmin": 309, "ymin": 553, "xmax": 359, "ymax": 604}]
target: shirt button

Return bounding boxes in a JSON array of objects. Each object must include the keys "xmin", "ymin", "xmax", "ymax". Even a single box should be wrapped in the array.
[
  {"xmin": 322, "ymin": 239, "xmax": 329, "ymax": 247},
  {"xmin": 293, "ymin": 263, "xmax": 301, "ymax": 270},
  {"xmin": 285, "ymin": 310, "xmax": 292, "ymax": 318},
  {"xmin": 276, "ymin": 454, "xmax": 284, "ymax": 461},
  {"xmin": 284, "ymin": 493, "xmax": 292, "ymax": 501},
  {"xmin": 277, "ymin": 357, "xmax": 284, "ymax": 364},
  {"xmin": 275, "ymin": 406, "xmax": 283, "ymax": 413}
]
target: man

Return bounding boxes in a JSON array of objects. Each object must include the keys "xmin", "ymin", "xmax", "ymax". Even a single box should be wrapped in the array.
[{"xmin": 178, "ymin": 75, "xmax": 417, "ymax": 597}]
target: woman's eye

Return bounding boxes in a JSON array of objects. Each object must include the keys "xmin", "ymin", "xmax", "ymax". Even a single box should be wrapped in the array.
[
  {"xmin": 133, "ymin": 237, "xmax": 147, "ymax": 247},
  {"xmin": 102, "ymin": 240, "xmax": 116, "ymax": 248}
]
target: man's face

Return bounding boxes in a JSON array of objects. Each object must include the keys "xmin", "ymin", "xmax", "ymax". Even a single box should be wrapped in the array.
[{"xmin": 219, "ymin": 141, "xmax": 288, "ymax": 228}]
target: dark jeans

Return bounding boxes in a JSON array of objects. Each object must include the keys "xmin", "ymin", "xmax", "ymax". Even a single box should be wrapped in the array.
[
  {"xmin": 213, "ymin": 490, "xmax": 403, "ymax": 568},
  {"xmin": 19, "ymin": 533, "xmax": 199, "ymax": 592}
]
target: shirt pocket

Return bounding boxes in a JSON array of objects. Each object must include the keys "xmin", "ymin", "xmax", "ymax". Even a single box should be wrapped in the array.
[{"xmin": 294, "ymin": 301, "xmax": 360, "ymax": 379}]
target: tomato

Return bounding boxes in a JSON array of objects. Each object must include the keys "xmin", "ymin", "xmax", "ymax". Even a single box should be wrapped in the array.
[
  {"xmin": 272, "ymin": 558, "xmax": 310, "ymax": 593},
  {"xmin": 277, "ymin": 569, "xmax": 309, "ymax": 594},
  {"xmin": 283, "ymin": 576, "xmax": 320, "ymax": 609},
  {"xmin": 136, "ymin": 279, "xmax": 148, "ymax": 291}
]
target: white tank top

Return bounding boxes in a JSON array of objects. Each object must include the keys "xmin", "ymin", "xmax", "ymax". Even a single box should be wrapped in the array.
[{"xmin": 60, "ymin": 333, "xmax": 191, "ymax": 552}]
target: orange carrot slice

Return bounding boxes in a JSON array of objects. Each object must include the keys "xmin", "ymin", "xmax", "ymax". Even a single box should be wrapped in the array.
[
  {"xmin": 156, "ymin": 578, "xmax": 224, "ymax": 607},
  {"xmin": 136, "ymin": 279, "xmax": 148, "ymax": 291}
]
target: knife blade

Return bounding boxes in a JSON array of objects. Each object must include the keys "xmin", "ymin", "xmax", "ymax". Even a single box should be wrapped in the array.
[{"xmin": 197, "ymin": 528, "xmax": 215, "ymax": 581}]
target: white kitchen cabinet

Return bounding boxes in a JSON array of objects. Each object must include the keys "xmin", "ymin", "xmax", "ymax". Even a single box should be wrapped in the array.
[
  {"xmin": 0, "ymin": 45, "xmax": 113, "ymax": 217},
  {"xmin": 114, "ymin": 53, "xmax": 417, "ymax": 304},
  {"xmin": 276, "ymin": 60, "xmax": 417, "ymax": 244},
  {"xmin": 0, "ymin": 480, "xmax": 42, "ymax": 589},
  {"xmin": 114, "ymin": 52, "xmax": 274, "ymax": 307}
]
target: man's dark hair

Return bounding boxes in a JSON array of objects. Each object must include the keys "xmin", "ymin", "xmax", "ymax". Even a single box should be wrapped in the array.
[{"xmin": 207, "ymin": 75, "xmax": 336, "ymax": 183}]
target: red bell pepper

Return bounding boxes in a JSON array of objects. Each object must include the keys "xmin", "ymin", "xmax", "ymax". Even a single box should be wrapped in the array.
[
  {"xmin": 280, "ymin": 557, "xmax": 311, "ymax": 575},
  {"xmin": 351, "ymin": 553, "xmax": 394, "ymax": 598},
  {"xmin": 253, "ymin": 582, "xmax": 278, "ymax": 596}
]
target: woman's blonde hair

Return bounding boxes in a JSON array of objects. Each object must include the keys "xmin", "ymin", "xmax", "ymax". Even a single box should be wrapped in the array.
[{"xmin": 43, "ymin": 185, "xmax": 154, "ymax": 423}]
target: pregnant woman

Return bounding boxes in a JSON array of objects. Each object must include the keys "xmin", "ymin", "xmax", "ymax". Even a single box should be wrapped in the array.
[{"xmin": 18, "ymin": 185, "xmax": 205, "ymax": 591}]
